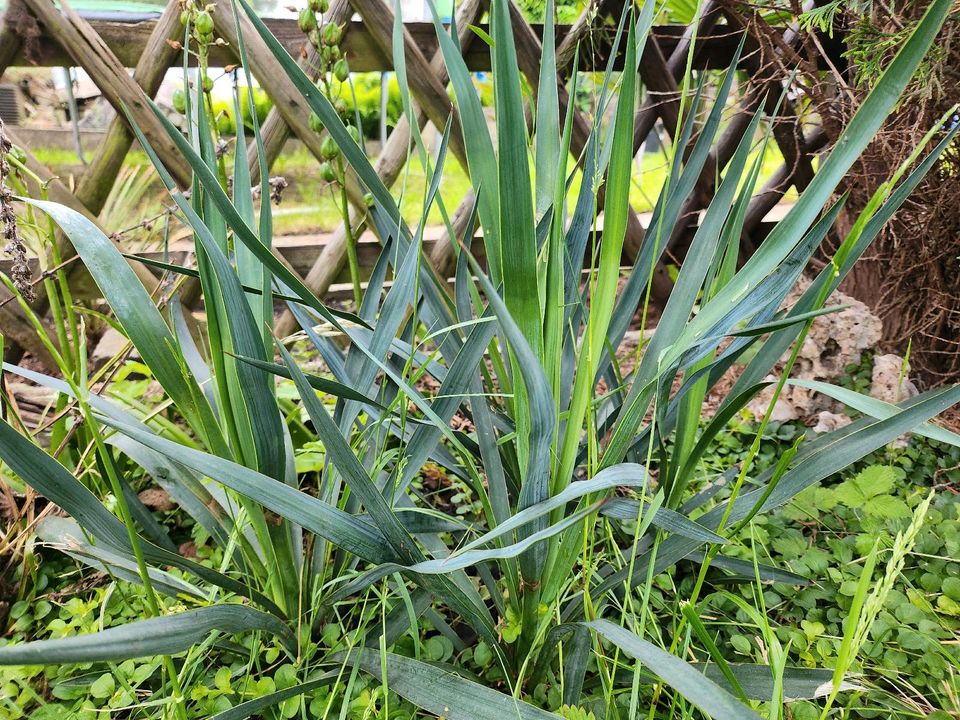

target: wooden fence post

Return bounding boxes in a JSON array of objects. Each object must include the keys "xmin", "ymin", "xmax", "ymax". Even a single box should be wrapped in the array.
[
  {"xmin": 1, "ymin": 2, "xmax": 183, "ymax": 368},
  {"xmin": 212, "ymin": 3, "xmax": 371, "ymax": 212},
  {"xmin": 273, "ymin": 0, "xmax": 484, "ymax": 338},
  {"xmin": 21, "ymin": 0, "xmax": 190, "ymax": 187},
  {"xmin": 72, "ymin": 0, "xmax": 183, "ymax": 215},
  {"xmin": 0, "ymin": 28, "xmax": 21, "ymax": 80}
]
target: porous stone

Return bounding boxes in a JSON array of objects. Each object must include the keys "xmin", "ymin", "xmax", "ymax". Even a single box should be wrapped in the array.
[
  {"xmin": 870, "ymin": 353, "xmax": 919, "ymax": 404},
  {"xmin": 812, "ymin": 410, "xmax": 852, "ymax": 434},
  {"xmin": 747, "ymin": 276, "xmax": 883, "ymax": 423}
]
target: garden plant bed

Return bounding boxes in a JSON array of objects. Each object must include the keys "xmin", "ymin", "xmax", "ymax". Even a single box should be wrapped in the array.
[{"xmin": 1, "ymin": 0, "xmax": 959, "ymax": 717}]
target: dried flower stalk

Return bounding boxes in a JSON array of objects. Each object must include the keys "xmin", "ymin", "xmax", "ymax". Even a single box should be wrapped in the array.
[{"xmin": 0, "ymin": 118, "xmax": 33, "ymax": 301}]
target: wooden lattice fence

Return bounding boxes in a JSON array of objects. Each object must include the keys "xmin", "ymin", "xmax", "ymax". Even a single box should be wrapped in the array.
[{"xmin": 0, "ymin": 0, "xmax": 826, "ymax": 366}]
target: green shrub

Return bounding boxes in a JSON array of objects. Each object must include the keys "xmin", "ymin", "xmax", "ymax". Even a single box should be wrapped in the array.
[
  {"xmin": 175, "ymin": 85, "xmax": 272, "ymax": 135},
  {"xmin": 180, "ymin": 75, "xmax": 405, "ymax": 141},
  {"xmin": 334, "ymin": 72, "xmax": 404, "ymax": 139}
]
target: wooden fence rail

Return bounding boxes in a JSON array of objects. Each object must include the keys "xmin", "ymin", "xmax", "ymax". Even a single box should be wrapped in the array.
[{"xmin": 10, "ymin": 15, "xmax": 751, "ymax": 71}]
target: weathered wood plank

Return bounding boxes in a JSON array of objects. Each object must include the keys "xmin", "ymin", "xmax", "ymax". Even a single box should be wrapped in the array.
[
  {"xmin": 10, "ymin": 15, "xmax": 748, "ymax": 71},
  {"xmin": 0, "ymin": 24, "xmax": 21, "ymax": 80}
]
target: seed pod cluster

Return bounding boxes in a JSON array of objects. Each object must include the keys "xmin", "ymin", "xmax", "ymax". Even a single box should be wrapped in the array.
[
  {"xmin": 297, "ymin": 1, "xmax": 350, "ymax": 117},
  {"xmin": 297, "ymin": 1, "xmax": 365, "ymax": 188},
  {"xmin": 168, "ymin": 0, "xmax": 236, "ymax": 128},
  {"xmin": 177, "ymin": 0, "xmax": 221, "ymax": 98},
  {"xmin": 179, "ymin": 1, "xmax": 219, "ymax": 48}
]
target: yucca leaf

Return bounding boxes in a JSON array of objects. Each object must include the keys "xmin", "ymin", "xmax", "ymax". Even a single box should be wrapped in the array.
[
  {"xmin": 530, "ymin": 623, "xmax": 591, "ymax": 706},
  {"xmin": 186, "ymin": 193, "xmax": 286, "ymax": 480},
  {"xmin": 350, "ymin": 648, "xmax": 563, "ymax": 719},
  {"xmin": 1, "ymin": 363, "xmax": 236, "ymax": 552},
  {"xmin": 600, "ymin": 501, "xmax": 726, "ymax": 545},
  {"xmin": 109, "ymin": 433, "xmax": 240, "ymax": 553},
  {"xmin": 236, "ymin": 3, "xmax": 458, "ymax": 357},
  {"xmin": 276, "ymin": 341, "xmax": 418, "ymax": 559},
  {"xmin": 230, "ymin": 84, "xmax": 272, "ymax": 351},
  {"xmin": 209, "ymin": 674, "xmax": 340, "ymax": 720},
  {"xmin": 170, "ymin": 294, "xmax": 219, "ymax": 415},
  {"xmin": 601, "ymin": 193, "xmax": 846, "ymax": 470},
  {"xmin": 351, "ymin": 326, "xmax": 450, "ymax": 382},
  {"xmin": 556, "ymin": 7, "xmax": 647, "ymax": 492},
  {"xmin": 462, "ymin": 244, "xmax": 556, "ymax": 578},
  {"xmin": 491, "ymin": 0, "xmax": 540, "ymax": 354},
  {"xmin": 695, "ymin": 663, "xmax": 860, "ymax": 701},
  {"xmin": 596, "ymin": 80, "xmax": 704, "ymax": 379},
  {"xmin": 589, "ymin": 619, "xmax": 762, "ymax": 720},
  {"xmin": 675, "ymin": 382, "xmax": 774, "ymax": 482},
  {"xmin": 729, "ymin": 124, "xmax": 959, "ymax": 402},
  {"xmin": 0, "ymin": 605, "xmax": 293, "ymax": 665},
  {"xmin": 129, "ymin": 121, "xmax": 297, "ymax": 608},
  {"xmin": 606, "ymin": 0, "xmax": 949, "ymax": 474},
  {"xmin": 687, "ymin": 551, "xmax": 810, "ymax": 585},
  {"xmin": 647, "ymin": 78, "xmax": 763, "ymax": 499},
  {"xmin": 121, "ymin": 254, "xmax": 302, "ymax": 304},
  {"xmin": 97, "ymin": 417, "xmax": 394, "ymax": 564},
  {"xmin": 231, "ymin": 354, "xmax": 389, "ymax": 409},
  {"xmin": 336, "ymin": 234, "xmax": 423, "ymax": 436},
  {"xmin": 36, "ymin": 517, "xmax": 204, "ymax": 599},
  {"xmin": 283, "ymin": 335, "xmax": 499, "ymax": 645},
  {"xmin": 455, "ymin": 464, "xmax": 647, "ymax": 554},
  {"xmin": 534, "ymin": 0, "xmax": 559, "ymax": 218},
  {"xmin": 140, "ymin": 97, "xmax": 469, "ymax": 477},
  {"xmin": 124, "ymin": 98, "xmax": 286, "ymax": 486},
  {"xmin": 0, "ymin": 416, "xmax": 281, "ymax": 613},
  {"xmin": 426, "ymin": 0, "xmax": 500, "ymax": 281},
  {"xmin": 597, "ymin": 47, "xmax": 747, "ymax": 468},
  {"xmin": 390, "ymin": 309, "xmax": 499, "ymax": 498},
  {"xmin": 788, "ymin": 379, "xmax": 960, "ymax": 447},
  {"xmin": 410, "ymin": 503, "xmax": 601, "ymax": 573},
  {"xmin": 607, "ymin": 662, "xmax": 854, "ymax": 701},
  {"xmin": 229, "ymin": 0, "xmax": 274, "ymax": 269},
  {"xmin": 19, "ymin": 199, "xmax": 226, "ymax": 455},
  {"xmin": 718, "ymin": 305, "xmax": 845, "ymax": 338}
]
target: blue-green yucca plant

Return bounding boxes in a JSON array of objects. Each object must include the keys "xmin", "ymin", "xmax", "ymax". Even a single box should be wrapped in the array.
[{"xmin": 0, "ymin": 0, "xmax": 958, "ymax": 716}]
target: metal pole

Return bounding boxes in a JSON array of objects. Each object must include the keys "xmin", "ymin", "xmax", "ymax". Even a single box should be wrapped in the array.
[
  {"xmin": 379, "ymin": 71, "xmax": 388, "ymax": 148},
  {"xmin": 61, "ymin": 67, "xmax": 86, "ymax": 164}
]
